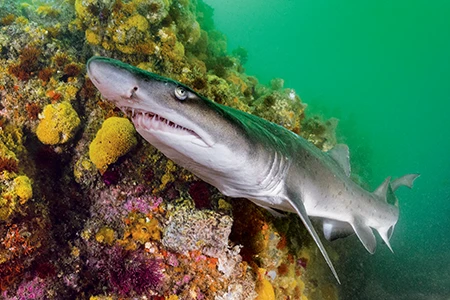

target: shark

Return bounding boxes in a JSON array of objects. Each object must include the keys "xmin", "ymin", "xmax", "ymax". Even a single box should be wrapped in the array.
[{"xmin": 87, "ymin": 56, "xmax": 419, "ymax": 283}]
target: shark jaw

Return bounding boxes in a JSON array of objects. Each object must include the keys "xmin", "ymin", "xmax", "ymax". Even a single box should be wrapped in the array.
[{"xmin": 120, "ymin": 107, "xmax": 206, "ymax": 146}]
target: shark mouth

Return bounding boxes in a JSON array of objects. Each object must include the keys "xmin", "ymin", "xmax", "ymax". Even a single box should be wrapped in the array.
[{"xmin": 121, "ymin": 107, "xmax": 199, "ymax": 138}]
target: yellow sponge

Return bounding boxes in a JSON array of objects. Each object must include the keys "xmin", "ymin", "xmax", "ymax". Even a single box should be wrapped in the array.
[
  {"xmin": 89, "ymin": 117, "xmax": 137, "ymax": 173},
  {"xmin": 36, "ymin": 102, "xmax": 80, "ymax": 145}
]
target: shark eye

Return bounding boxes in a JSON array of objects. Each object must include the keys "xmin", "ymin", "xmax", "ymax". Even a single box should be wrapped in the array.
[{"xmin": 174, "ymin": 86, "xmax": 188, "ymax": 101}]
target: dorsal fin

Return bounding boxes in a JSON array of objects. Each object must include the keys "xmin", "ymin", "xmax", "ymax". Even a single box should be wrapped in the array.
[
  {"xmin": 328, "ymin": 144, "xmax": 351, "ymax": 177},
  {"xmin": 391, "ymin": 174, "xmax": 420, "ymax": 192},
  {"xmin": 373, "ymin": 176, "xmax": 391, "ymax": 202}
]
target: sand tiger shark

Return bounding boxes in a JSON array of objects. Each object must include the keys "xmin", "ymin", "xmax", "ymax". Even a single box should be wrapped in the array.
[{"xmin": 87, "ymin": 56, "xmax": 419, "ymax": 283}]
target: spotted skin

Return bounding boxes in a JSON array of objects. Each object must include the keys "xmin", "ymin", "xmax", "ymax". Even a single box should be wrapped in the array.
[{"xmin": 87, "ymin": 56, "xmax": 419, "ymax": 283}]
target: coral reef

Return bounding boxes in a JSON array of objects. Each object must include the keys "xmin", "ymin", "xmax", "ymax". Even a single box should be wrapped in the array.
[
  {"xmin": 301, "ymin": 116, "xmax": 339, "ymax": 151},
  {"xmin": 0, "ymin": 0, "xmax": 340, "ymax": 299}
]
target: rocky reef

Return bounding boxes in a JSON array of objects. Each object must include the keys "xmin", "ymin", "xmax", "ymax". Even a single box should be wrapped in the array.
[{"xmin": 0, "ymin": 0, "xmax": 339, "ymax": 299}]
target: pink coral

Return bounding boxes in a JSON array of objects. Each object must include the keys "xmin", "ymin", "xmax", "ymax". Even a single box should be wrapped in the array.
[{"xmin": 123, "ymin": 195, "xmax": 162, "ymax": 214}]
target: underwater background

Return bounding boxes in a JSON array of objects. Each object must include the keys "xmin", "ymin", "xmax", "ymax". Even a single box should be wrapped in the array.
[
  {"xmin": 205, "ymin": 0, "xmax": 450, "ymax": 299},
  {"xmin": 0, "ymin": 0, "xmax": 448, "ymax": 299}
]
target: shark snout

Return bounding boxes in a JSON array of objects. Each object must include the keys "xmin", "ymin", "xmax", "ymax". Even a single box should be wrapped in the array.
[
  {"xmin": 86, "ymin": 57, "xmax": 108, "ymax": 86},
  {"xmin": 87, "ymin": 57, "xmax": 140, "ymax": 102}
]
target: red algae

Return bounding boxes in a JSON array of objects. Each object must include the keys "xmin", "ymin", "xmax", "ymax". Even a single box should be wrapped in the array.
[
  {"xmin": 188, "ymin": 181, "xmax": 212, "ymax": 209},
  {"xmin": 63, "ymin": 63, "xmax": 82, "ymax": 77},
  {"xmin": 25, "ymin": 103, "xmax": 41, "ymax": 120},
  {"xmin": 37, "ymin": 67, "xmax": 53, "ymax": 83},
  {"xmin": 0, "ymin": 157, "xmax": 19, "ymax": 173},
  {"xmin": 97, "ymin": 246, "xmax": 162, "ymax": 296},
  {"xmin": 8, "ymin": 46, "xmax": 42, "ymax": 81}
]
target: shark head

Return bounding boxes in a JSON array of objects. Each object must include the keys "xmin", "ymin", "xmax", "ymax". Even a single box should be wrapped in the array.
[
  {"xmin": 87, "ymin": 56, "xmax": 252, "ymax": 182},
  {"xmin": 87, "ymin": 56, "xmax": 216, "ymax": 147}
]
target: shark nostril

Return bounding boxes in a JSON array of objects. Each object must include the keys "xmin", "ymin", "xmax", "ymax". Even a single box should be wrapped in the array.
[{"xmin": 130, "ymin": 86, "xmax": 138, "ymax": 98}]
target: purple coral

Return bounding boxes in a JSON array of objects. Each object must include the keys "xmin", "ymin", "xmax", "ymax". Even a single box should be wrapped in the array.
[
  {"xmin": 4, "ymin": 276, "xmax": 47, "ymax": 300},
  {"xmin": 101, "ymin": 246, "xmax": 162, "ymax": 296}
]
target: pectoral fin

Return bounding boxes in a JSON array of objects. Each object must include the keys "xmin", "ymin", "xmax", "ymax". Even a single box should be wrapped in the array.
[{"xmin": 287, "ymin": 196, "xmax": 341, "ymax": 284}]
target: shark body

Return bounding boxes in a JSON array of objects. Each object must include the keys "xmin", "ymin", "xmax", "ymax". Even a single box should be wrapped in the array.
[{"xmin": 87, "ymin": 56, "xmax": 419, "ymax": 283}]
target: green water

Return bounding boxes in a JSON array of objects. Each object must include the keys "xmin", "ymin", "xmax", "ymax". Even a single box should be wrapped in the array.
[
  {"xmin": 1, "ymin": 0, "xmax": 448, "ymax": 297},
  {"xmin": 205, "ymin": 0, "xmax": 450, "ymax": 298}
]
